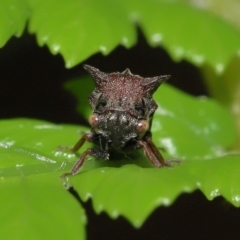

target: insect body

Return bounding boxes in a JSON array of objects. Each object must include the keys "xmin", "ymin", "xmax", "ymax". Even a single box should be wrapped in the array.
[{"xmin": 59, "ymin": 65, "xmax": 179, "ymax": 178}]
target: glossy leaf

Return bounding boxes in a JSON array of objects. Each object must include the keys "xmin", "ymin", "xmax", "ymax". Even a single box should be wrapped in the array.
[
  {"xmin": 72, "ymin": 154, "xmax": 240, "ymax": 227},
  {"xmin": 0, "ymin": 117, "xmax": 238, "ymax": 229},
  {"xmin": 65, "ymin": 76, "xmax": 238, "ymax": 226},
  {"xmin": 153, "ymin": 84, "xmax": 236, "ymax": 158},
  {"xmin": 0, "ymin": 120, "xmax": 87, "ymax": 240},
  {"xmin": 0, "ymin": 0, "xmax": 29, "ymax": 47},
  {"xmin": 185, "ymin": 154, "xmax": 240, "ymax": 205},
  {"xmin": 71, "ymin": 164, "xmax": 196, "ymax": 227},
  {"xmin": 1, "ymin": 174, "xmax": 86, "ymax": 239}
]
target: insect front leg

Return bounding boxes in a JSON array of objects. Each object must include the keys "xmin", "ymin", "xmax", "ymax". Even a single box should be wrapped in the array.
[
  {"xmin": 58, "ymin": 132, "xmax": 95, "ymax": 152},
  {"xmin": 137, "ymin": 137, "xmax": 180, "ymax": 168},
  {"xmin": 58, "ymin": 132, "xmax": 109, "ymax": 178},
  {"xmin": 60, "ymin": 148, "xmax": 109, "ymax": 179}
]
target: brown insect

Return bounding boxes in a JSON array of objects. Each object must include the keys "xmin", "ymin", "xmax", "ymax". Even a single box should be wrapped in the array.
[{"xmin": 59, "ymin": 65, "xmax": 179, "ymax": 178}]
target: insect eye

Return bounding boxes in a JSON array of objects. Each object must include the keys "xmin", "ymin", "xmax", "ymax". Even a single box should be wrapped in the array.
[
  {"xmin": 137, "ymin": 120, "xmax": 149, "ymax": 136},
  {"xmin": 96, "ymin": 99, "xmax": 107, "ymax": 110},
  {"xmin": 88, "ymin": 113, "xmax": 99, "ymax": 128}
]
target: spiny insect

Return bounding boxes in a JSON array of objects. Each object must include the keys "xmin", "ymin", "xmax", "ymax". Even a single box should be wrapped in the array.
[{"xmin": 59, "ymin": 65, "xmax": 179, "ymax": 178}]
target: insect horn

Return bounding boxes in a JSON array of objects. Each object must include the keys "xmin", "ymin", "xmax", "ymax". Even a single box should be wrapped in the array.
[
  {"xmin": 83, "ymin": 65, "xmax": 108, "ymax": 86},
  {"xmin": 142, "ymin": 75, "xmax": 170, "ymax": 95},
  {"xmin": 122, "ymin": 68, "xmax": 132, "ymax": 74}
]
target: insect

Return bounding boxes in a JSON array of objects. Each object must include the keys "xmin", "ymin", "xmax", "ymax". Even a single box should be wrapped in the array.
[{"xmin": 59, "ymin": 65, "xmax": 180, "ymax": 178}]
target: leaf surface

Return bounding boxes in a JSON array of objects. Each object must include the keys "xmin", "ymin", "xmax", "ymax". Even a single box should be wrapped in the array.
[
  {"xmin": 0, "ymin": 120, "xmax": 87, "ymax": 239},
  {"xmin": 0, "ymin": 0, "xmax": 29, "ymax": 47},
  {"xmin": 28, "ymin": 0, "xmax": 240, "ymax": 71},
  {"xmin": 28, "ymin": 0, "xmax": 136, "ymax": 68}
]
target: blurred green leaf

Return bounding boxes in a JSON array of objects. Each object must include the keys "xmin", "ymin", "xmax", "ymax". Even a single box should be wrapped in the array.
[
  {"xmin": 182, "ymin": 0, "xmax": 240, "ymax": 30},
  {"xmin": 27, "ymin": 0, "xmax": 240, "ymax": 71},
  {"xmin": 28, "ymin": 0, "xmax": 136, "ymax": 68},
  {"xmin": 202, "ymin": 56, "xmax": 240, "ymax": 147},
  {"xmin": 0, "ymin": 0, "xmax": 29, "ymax": 47},
  {"xmin": 120, "ymin": 0, "xmax": 240, "ymax": 74},
  {"xmin": 64, "ymin": 78, "xmax": 94, "ymax": 120},
  {"xmin": 153, "ymin": 83, "xmax": 236, "ymax": 158}
]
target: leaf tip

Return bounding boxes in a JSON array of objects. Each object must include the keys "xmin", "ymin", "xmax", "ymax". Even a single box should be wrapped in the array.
[
  {"xmin": 215, "ymin": 63, "xmax": 225, "ymax": 75},
  {"xmin": 65, "ymin": 59, "xmax": 75, "ymax": 69},
  {"xmin": 96, "ymin": 204, "xmax": 103, "ymax": 213},
  {"xmin": 84, "ymin": 192, "xmax": 92, "ymax": 201},
  {"xmin": 52, "ymin": 43, "xmax": 61, "ymax": 53},
  {"xmin": 191, "ymin": 54, "xmax": 205, "ymax": 66},
  {"xmin": 232, "ymin": 195, "xmax": 240, "ymax": 206},
  {"xmin": 80, "ymin": 213, "xmax": 88, "ymax": 224},
  {"xmin": 99, "ymin": 45, "xmax": 107, "ymax": 53},
  {"xmin": 209, "ymin": 188, "xmax": 220, "ymax": 199},
  {"xmin": 111, "ymin": 210, "xmax": 119, "ymax": 219},
  {"xmin": 156, "ymin": 197, "xmax": 171, "ymax": 206},
  {"xmin": 41, "ymin": 35, "xmax": 49, "ymax": 43},
  {"xmin": 133, "ymin": 219, "xmax": 143, "ymax": 229},
  {"xmin": 121, "ymin": 37, "xmax": 129, "ymax": 46},
  {"xmin": 150, "ymin": 33, "xmax": 163, "ymax": 44}
]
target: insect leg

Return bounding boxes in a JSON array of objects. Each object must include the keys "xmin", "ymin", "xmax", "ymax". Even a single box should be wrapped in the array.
[
  {"xmin": 60, "ymin": 148, "xmax": 109, "ymax": 178},
  {"xmin": 137, "ymin": 140, "xmax": 162, "ymax": 167},
  {"xmin": 137, "ymin": 137, "xmax": 180, "ymax": 168},
  {"xmin": 57, "ymin": 132, "xmax": 95, "ymax": 152}
]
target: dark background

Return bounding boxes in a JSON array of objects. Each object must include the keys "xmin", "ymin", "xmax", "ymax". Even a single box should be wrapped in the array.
[{"xmin": 1, "ymin": 30, "xmax": 240, "ymax": 239}]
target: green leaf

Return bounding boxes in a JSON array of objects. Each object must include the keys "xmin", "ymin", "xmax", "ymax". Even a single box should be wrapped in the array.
[
  {"xmin": 71, "ymin": 154, "xmax": 240, "ymax": 227},
  {"xmin": 28, "ymin": 0, "xmax": 240, "ymax": 71},
  {"xmin": 0, "ymin": 0, "xmax": 29, "ymax": 47},
  {"xmin": 181, "ymin": 0, "xmax": 240, "ymax": 30},
  {"xmin": 28, "ymin": 0, "xmax": 136, "ymax": 68},
  {"xmin": 153, "ymin": 84, "xmax": 236, "ymax": 158},
  {"xmin": 71, "ymin": 164, "xmax": 196, "ymax": 227},
  {"xmin": 0, "ymin": 107, "xmax": 238, "ymax": 229},
  {"xmin": 185, "ymin": 154, "xmax": 240, "ymax": 205},
  {"xmin": 0, "ymin": 119, "xmax": 87, "ymax": 239},
  {"xmin": 121, "ymin": 0, "xmax": 240, "ymax": 74},
  {"xmin": 63, "ymin": 76, "xmax": 238, "ymax": 226},
  {"xmin": 202, "ymin": 56, "xmax": 240, "ymax": 147},
  {"xmin": 1, "ymin": 174, "xmax": 86, "ymax": 239},
  {"xmin": 64, "ymin": 78, "xmax": 94, "ymax": 120}
]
